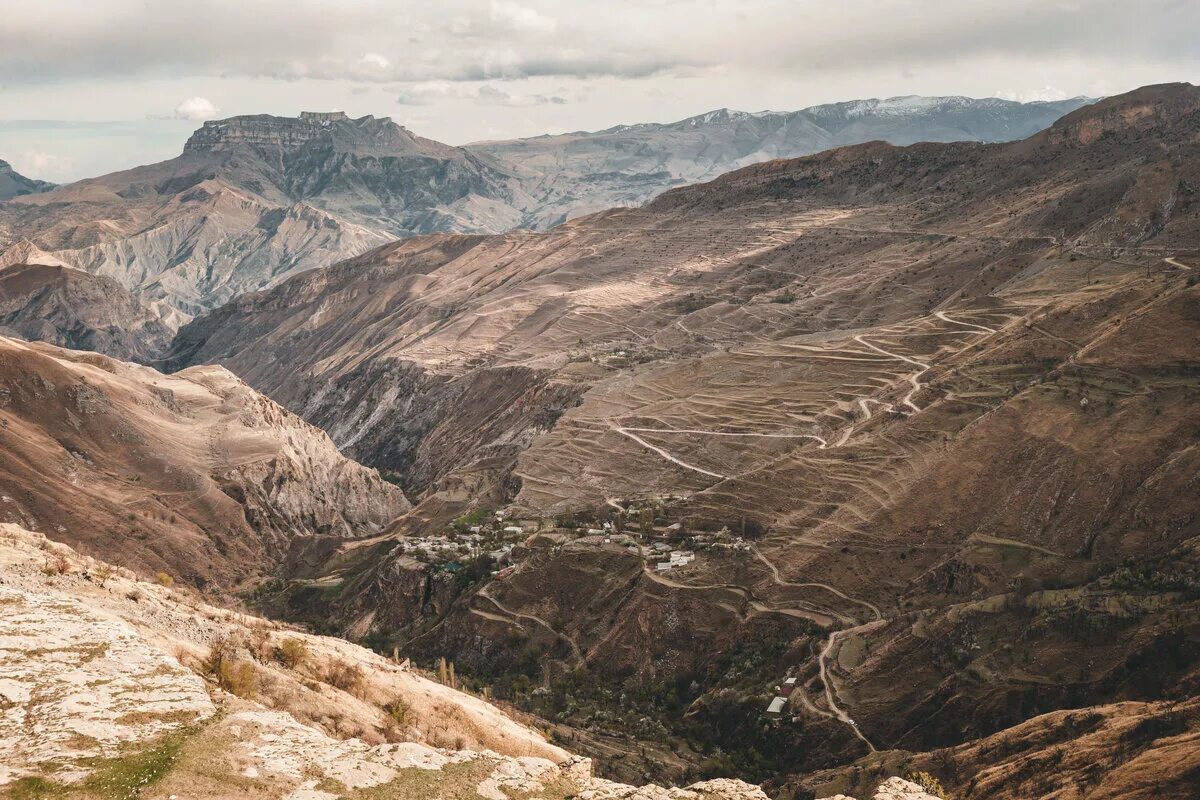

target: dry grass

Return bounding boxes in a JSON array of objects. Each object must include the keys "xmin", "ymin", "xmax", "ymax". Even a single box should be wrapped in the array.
[
  {"xmin": 41, "ymin": 551, "xmax": 70, "ymax": 576},
  {"xmin": 276, "ymin": 637, "xmax": 309, "ymax": 670},
  {"xmin": 323, "ymin": 658, "xmax": 367, "ymax": 698}
]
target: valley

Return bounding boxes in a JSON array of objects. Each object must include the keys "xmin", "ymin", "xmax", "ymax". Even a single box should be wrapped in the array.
[
  {"xmin": 160, "ymin": 85, "xmax": 1200, "ymax": 794},
  {"xmin": 0, "ymin": 82, "xmax": 1198, "ymax": 799}
]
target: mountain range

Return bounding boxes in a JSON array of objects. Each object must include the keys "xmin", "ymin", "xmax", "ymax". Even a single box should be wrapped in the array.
[
  {"xmin": 0, "ymin": 84, "xmax": 1197, "ymax": 799},
  {"xmin": 471, "ymin": 95, "xmax": 1092, "ymax": 228},
  {"xmin": 0, "ymin": 95, "xmax": 1090, "ymax": 326},
  {"xmin": 0, "ymin": 159, "xmax": 54, "ymax": 200}
]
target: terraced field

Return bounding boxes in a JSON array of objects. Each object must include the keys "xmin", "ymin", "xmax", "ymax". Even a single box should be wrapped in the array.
[{"xmin": 162, "ymin": 85, "xmax": 1200, "ymax": 791}]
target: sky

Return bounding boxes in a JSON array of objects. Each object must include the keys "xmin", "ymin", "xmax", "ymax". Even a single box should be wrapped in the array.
[{"xmin": 1, "ymin": 0, "xmax": 1197, "ymax": 183}]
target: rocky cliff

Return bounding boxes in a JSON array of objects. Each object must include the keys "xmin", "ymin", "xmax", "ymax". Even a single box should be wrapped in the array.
[
  {"xmin": 0, "ymin": 112, "xmax": 519, "ymax": 320},
  {"xmin": 0, "ymin": 336, "xmax": 409, "ymax": 587}
]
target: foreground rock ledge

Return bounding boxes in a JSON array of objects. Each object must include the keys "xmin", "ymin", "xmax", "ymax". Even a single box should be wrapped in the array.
[{"xmin": 0, "ymin": 523, "xmax": 827, "ymax": 799}]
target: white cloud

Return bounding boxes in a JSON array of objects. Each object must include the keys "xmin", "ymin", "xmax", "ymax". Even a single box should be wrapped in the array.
[
  {"xmin": 15, "ymin": 151, "xmax": 74, "ymax": 182},
  {"xmin": 173, "ymin": 96, "xmax": 219, "ymax": 120},
  {"xmin": 489, "ymin": 1, "xmax": 557, "ymax": 35}
]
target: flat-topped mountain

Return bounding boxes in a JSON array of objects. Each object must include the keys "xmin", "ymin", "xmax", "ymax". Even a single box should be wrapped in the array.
[
  {"xmin": 0, "ymin": 95, "xmax": 1091, "ymax": 325},
  {"xmin": 0, "ymin": 111, "xmax": 520, "ymax": 319}
]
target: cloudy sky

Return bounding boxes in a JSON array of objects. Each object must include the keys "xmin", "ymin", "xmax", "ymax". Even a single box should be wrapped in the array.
[{"xmin": 1, "ymin": 0, "xmax": 1197, "ymax": 182}]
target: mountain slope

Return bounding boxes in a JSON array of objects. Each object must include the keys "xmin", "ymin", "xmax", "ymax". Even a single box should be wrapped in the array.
[
  {"xmin": 0, "ymin": 260, "xmax": 172, "ymax": 361},
  {"xmin": 469, "ymin": 95, "xmax": 1092, "ymax": 227},
  {"xmin": 164, "ymin": 83, "xmax": 1200, "ymax": 787},
  {"xmin": 0, "ymin": 336, "xmax": 409, "ymax": 588},
  {"xmin": 0, "ymin": 112, "xmax": 520, "ymax": 319},
  {"xmin": 0, "ymin": 97, "xmax": 1089, "ymax": 327},
  {"xmin": 0, "ymin": 522, "xmax": 795, "ymax": 799},
  {"xmin": 0, "ymin": 158, "xmax": 53, "ymax": 200}
]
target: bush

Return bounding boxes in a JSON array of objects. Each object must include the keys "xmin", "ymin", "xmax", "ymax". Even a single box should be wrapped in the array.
[
  {"xmin": 154, "ymin": 571, "xmax": 174, "ymax": 587},
  {"xmin": 905, "ymin": 771, "xmax": 948, "ymax": 800},
  {"xmin": 91, "ymin": 562, "xmax": 114, "ymax": 587},
  {"xmin": 42, "ymin": 551, "xmax": 71, "ymax": 576},
  {"xmin": 325, "ymin": 659, "xmax": 367, "ymax": 697},
  {"xmin": 384, "ymin": 698, "xmax": 411, "ymax": 726},
  {"xmin": 277, "ymin": 637, "xmax": 310, "ymax": 669},
  {"xmin": 216, "ymin": 657, "xmax": 258, "ymax": 698},
  {"xmin": 205, "ymin": 635, "xmax": 258, "ymax": 698}
]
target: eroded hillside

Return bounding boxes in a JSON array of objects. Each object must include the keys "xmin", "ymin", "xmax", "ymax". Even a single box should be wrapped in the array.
[
  {"xmin": 157, "ymin": 84, "xmax": 1200, "ymax": 792},
  {"xmin": 0, "ymin": 337, "xmax": 408, "ymax": 588}
]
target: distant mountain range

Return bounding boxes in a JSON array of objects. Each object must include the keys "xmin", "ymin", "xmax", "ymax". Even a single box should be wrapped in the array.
[
  {"xmin": 0, "ymin": 95, "xmax": 1092, "ymax": 327},
  {"xmin": 471, "ymin": 95, "xmax": 1093, "ymax": 227},
  {"xmin": 0, "ymin": 158, "xmax": 54, "ymax": 200}
]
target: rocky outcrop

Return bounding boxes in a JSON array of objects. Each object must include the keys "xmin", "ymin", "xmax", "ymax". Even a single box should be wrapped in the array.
[
  {"xmin": 820, "ymin": 778, "xmax": 942, "ymax": 800},
  {"xmin": 0, "ymin": 159, "xmax": 53, "ymax": 200},
  {"xmin": 0, "ymin": 261, "xmax": 172, "ymax": 361}
]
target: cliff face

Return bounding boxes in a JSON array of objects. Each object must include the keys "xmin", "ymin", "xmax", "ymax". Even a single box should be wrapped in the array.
[{"xmin": 0, "ymin": 113, "xmax": 519, "ymax": 322}]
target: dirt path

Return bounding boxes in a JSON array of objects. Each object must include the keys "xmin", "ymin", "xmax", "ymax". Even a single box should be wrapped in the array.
[
  {"xmin": 818, "ymin": 622, "xmax": 885, "ymax": 751},
  {"xmin": 967, "ymin": 532, "xmax": 1067, "ymax": 558},
  {"xmin": 934, "ymin": 310, "xmax": 998, "ymax": 335},
  {"xmin": 750, "ymin": 546, "xmax": 882, "ymax": 619},
  {"xmin": 620, "ymin": 426, "xmax": 828, "ymax": 448},
  {"xmin": 476, "ymin": 588, "xmax": 585, "ymax": 665},
  {"xmin": 641, "ymin": 566, "xmax": 836, "ymax": 627},
  {"xmin": 1164, "ymin": 256, "xmax": 1193, "ymax": 271},
  {"xmin": 851, "ymin": 335, "xmax": 930, "ymax": 414},
  {"xmin": 609, "ymin": 424, "xmax": 727, "ymax": 479}
]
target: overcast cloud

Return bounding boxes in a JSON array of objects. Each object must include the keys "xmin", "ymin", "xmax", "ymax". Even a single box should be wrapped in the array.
[{"xmin": 1, "ymin": 0, "xmax": 1197, "ymax": 181}]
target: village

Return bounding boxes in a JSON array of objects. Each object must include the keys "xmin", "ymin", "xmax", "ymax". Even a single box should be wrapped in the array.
[{"xmin": 395, "ymin": 500, "xmax": 754, "ymax": 582}]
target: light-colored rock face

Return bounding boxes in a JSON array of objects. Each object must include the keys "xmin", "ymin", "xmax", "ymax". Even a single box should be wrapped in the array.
[
  {"xmin": 0, "ymin": 525, "xmax": 769, "ymax": 800},
  {"xmin": 0, "ymin": 261, "xmax": 172, "ymax": 362},
  {"xmin": 817, "ymin": 777, "xmax": 942, "ymax": 800},
  {"xmin": 0, "ymin": 582, "xmax": 213, "ymax": 785}
]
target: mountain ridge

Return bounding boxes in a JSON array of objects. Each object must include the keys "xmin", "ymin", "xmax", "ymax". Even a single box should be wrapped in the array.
[
  {"xmin": 157, "ymin": 81, "xmax": 1200, "ymax": 790},
  {"xmin": 0, "ymin": 93, "xmax": 1094, "ymax": 322}
]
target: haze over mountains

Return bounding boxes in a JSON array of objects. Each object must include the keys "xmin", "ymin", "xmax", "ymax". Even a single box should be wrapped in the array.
[
  {"xmin": 1, "ymin": 83, "xmax": 1198, "ymax": 800},
  {"xmin": 0, "ymin": 95, "xmax": 1090, "ymax": 329}
]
